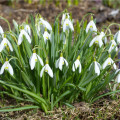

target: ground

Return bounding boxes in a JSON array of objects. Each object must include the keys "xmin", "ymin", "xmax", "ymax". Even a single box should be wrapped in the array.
[{"xmin": 0, "ymin": 0, "xmax": 120, "ymax": 119}]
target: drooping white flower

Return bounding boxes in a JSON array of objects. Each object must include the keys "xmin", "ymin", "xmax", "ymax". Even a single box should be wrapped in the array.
[
  {"xmin": 56, "ymin": 53, "xmax": 68, "ymax": 71},
  {"xmin": 39, "ymin": 18, "xmax": 52, "ymax": 32},
  {"xmin": 29, "ymin": 51, "xmax": 44, "ymax": 70},
  {"xmin": 24, "ymin": 25, "xmax": 31, "ymax": 36},
  {"xmin": 18, "ymin": 29, "xmax": 31, "ymax": 45},
  {"xmin": 86, "ymin": 17, "xmax": 97, "ymax": 33},
  {"xmin": 89, "ymin": 34, "xmax": 103, "ymax": 48},
  {"xmin": 61, "ymin": 13, "xmax": 70, "ymax": 25},
  {"xmin": 115, "ymin": 69, "xmax": 120, "ymax": 83},
  {"xmin": 114, "ymin": 30, "xmax": 120, "ymax": 44},
  {"xmin": 63, "ymin": 18, "xmax": 74, "ymax": 32},
  {"xmin": 0, "ymin": 36, "xmax": 13, "ymax": 52},
  {"xmin": 72, "ymin": 56, "xmax": 82, "ymax": 73},
  {"xmin": 100, "ymin": 31, "xmax": 107, "ymax": 44},
  {"xmin": 89, "ymin": 59, "xmax": 101, "ymax": 76},
  {"xmin": 103, "ymin": 56, "xmax": 117, "ymax": 69},
  {"xmin": 40, "ymin": 60, "xmax": 53, "ymax": 78},
  {"xmin": 43, "ymin": 29, "xmax": 51, "ymax": 44},
  {"xmin": 0, "ymin": 60, "xmax": 13, "ymax": 76},
  {"xmin": 108, "ymin": 39, "xmax": 118, "ymax": 53}
]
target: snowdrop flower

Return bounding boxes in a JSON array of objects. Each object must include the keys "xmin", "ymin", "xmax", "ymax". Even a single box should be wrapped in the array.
[
  {"xmin": 108, "ymin": 38, "xmax": 118, "ymax": 53},
  {"xmin": 40, "ymin": 59, "xmax": 53, "ymax": 78},
  {"xmin": 103, "ymin": 55, "xmax": 117, "ymax": 69},
  {"xmin": 100, "ymin": 31, "xmax": 107, "ymax": 44},
  {"xmin": 0, "ymin": 35, "xmax": 13, "ymax": 52},
  {"xmin": 86, "ymin": 16, "xmax": 97, "ymax": 33},
  {"xmin": 63, "ymin": 18, "xmax": 74, "ymax": 32},
  {"xmin": 89, "ymin": 59, "xmax": 101, "ymax": 76},
  {"xmin": 114, "ymin": 30, "xmax": 120, "ymax": 44},
  {"xmin": 61, "ymin": 13, "xmax": 70, "ymax": 25},
  {"xmin": 29, "ymin": 50, "xmax": 44, "ymax": 70},
  {"xmin": 115, "ymin": 69, "xmax": 120, "ymax": 83},
  {"xmin": 39, "ymin": 18, "xmax": 52, "ymax": 32},
  {"xmin": 0, "ymin": 59, "xmax": 13, "ymax": 76},
  {"xmin": 43, "ymin": 28, "xmax": 51, "ymax": 44},
  {"xmin": 18, "ymin": 28, "xmax": 31, "ymax": 45},
  {"xmin": 56, "ymin": 53, "xmax": 68, "ymax": 71},
  {"xmin": 89, "ymin": 34, "xmax": 103, "ymax": 48},
  {"xmin": 72, "ymin": 56, "xmax": 82, "ymax": 73},
  {"xmin": 24, "ymin": 25, "xmax": 31, "ymax": 36}
]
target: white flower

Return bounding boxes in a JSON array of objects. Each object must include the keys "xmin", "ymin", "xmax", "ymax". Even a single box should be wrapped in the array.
[
  {"xmin": 0, "ymin": 37, "xmax": 13, "ymax": 52},
  {"xmin": 39, "ymin": 18, "xmax": 52, "ymax": 32},
  {"xmin": 89, "ymin": 35, "xmax": 103, "ymax": 48},
  {"xmin": 100, "ymin": 31, "xmax": 107, "ymax": 44},
  {"xmin": 103, "ymin": 56, "xmax": 117, "ymax": 69},
  {"xmin": 61, "ymin": 13, "xmax": 70, "ymax": 25},
  {"xmin": 89, "ymin": 60, "xmax": 101, "ymax": 76},
  {"xmin": 24, "ymin": 25, "xmax": 31, "ymax": 36},
  {"xmin": 72, "ymin": 56, "xmax": 82, "ymax": 73},
  {"xmin": 86, "ymin": 20, "xmax": 97, "ymax": 33},
  {"xmin": 114, "ymin": 30, "xmax": 120, "ymax": 44},
  {"xmin": 43, "ymin": 30, "xmax": 51, "ymax": 44},
  {"xmin": 56, "ymin": 53, "xmax": 68, "ymax": 71},
  {"xmin": 108, "ymin": 39, "xmax": 118, "ymax": 53},
  {"xmin": 29, "ymin": 52, "xmax": 44, "ymax": 70},
  {"xmin": 115, "ymin": 69, "xmax": 120, "ymax": 83},
  {"xmin": 40, "ymin": 60, "xmax": 53, "ymax": 78},
  {"xmin": 18, "ymin": 29, "xmax": 31, "ymax": 45},
  {"xmin": 63, "ymin": 18, "xmax": 74, "ymax": 32},
  {"xmin": 0, "ymin": 60, "xmax": 13, "ymax": 76}
]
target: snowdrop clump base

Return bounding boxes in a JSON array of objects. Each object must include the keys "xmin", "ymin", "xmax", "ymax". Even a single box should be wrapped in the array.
[{"xmin": 0, "ymin": 11, "xmax": 120, "ymax": 112}]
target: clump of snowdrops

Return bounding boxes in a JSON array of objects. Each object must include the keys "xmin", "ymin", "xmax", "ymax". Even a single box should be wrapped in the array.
[{"xmin": 0, "ymin": 10, "xmax": 120, "ymax": 112}]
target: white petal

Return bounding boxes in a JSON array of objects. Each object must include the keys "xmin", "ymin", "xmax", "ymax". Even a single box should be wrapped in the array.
[
  {"xmin": 72, "ymin": 63, "xmax": 75, "ymax": 72},
  {"xmin": 47, "ymin": 65, "xmax": 53, "ymax": 78},
  {"xmin": 68, "ymin": 20, "xmax": 74, "ymax": 31},
  {"xmin": 44, "ymin": 21, "xmax": 52, "ymax": 31},
  {"xmin": 29, "ymin": 54, "xmax": 36, "ymax": 70},
  {"xmin": 63, "ymin": 58, "xmax": 68, "ymax": 66},
  {"xmin": 55, "ymin": 59, "xmax": 59, "ymax": 68},
  {"xmin": 59, "ymin": 57, "xmax": 64, "ymax": 71},
  {"xmin": 0, "ymin": 62, "xmax": 7, "ymax": 74},
  {"xmin": 40, "ymin": 66, "xmax": 45, "ymax": 77},
  {"xmin": 113, "ymin": 63, "xmax": 117, "ymax": 70},
  {"xmin": 0, "ymin": 26, "xmax": 4, "ymax": 35},
  {"xmin": 36, "ymin": 55, "xmax": 44, "ymax": 66},
  {"xmin": 7, "ymin": 39, "xmax": 13, "ymax": 51},
  {"xmin": 89, "ymin": 36, "xmax": 96, "ymax": 47},
  {"xmin": 23, "ymin": 30, "xmax": 31, "ymax": 44},
  {"xmin": 98, "ymin": 39, "xmax": 103, "ymax": 48},
  {"xmin": 18, "ymin": 31, "xmax": 23, "ymax": 45},
  {"xmin": 8, "ymin": 63, "xmax": 14, "ymax": 76},
  {"xmin": 95, "ymin": 62, "xmax": 100, "ymax": 76},
  {"xmin": 0, "ymin": 39, "xmax": 5, "ymax": 52},
  {"xmin": 103, "ymin": 58, "xmax": 109, "ymax": 69},
  {"xmin": 24, "ymin": 25, "xmax": 31, "ymax": 36},
  {"xmin": 117, "ymin": 74, "xmax": 120, "ymax": 83}
]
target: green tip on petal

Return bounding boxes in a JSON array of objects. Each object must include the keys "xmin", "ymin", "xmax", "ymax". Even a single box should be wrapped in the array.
[
  {"xmin": 91, "ymin": 16, "xmax": 93, "ymax": 20},
  {"xmin": 6, "ymin": 57, "xmax": 8, "ymax": 61},
  {"xmin": 77, "ymin": 56, "xmax": 80, "ymax": 60}
]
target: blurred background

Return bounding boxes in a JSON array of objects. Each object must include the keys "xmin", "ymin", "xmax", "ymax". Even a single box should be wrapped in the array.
[{"xmin": 0, "ymin": 0, "xmax": 120, "ymax": 32}]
